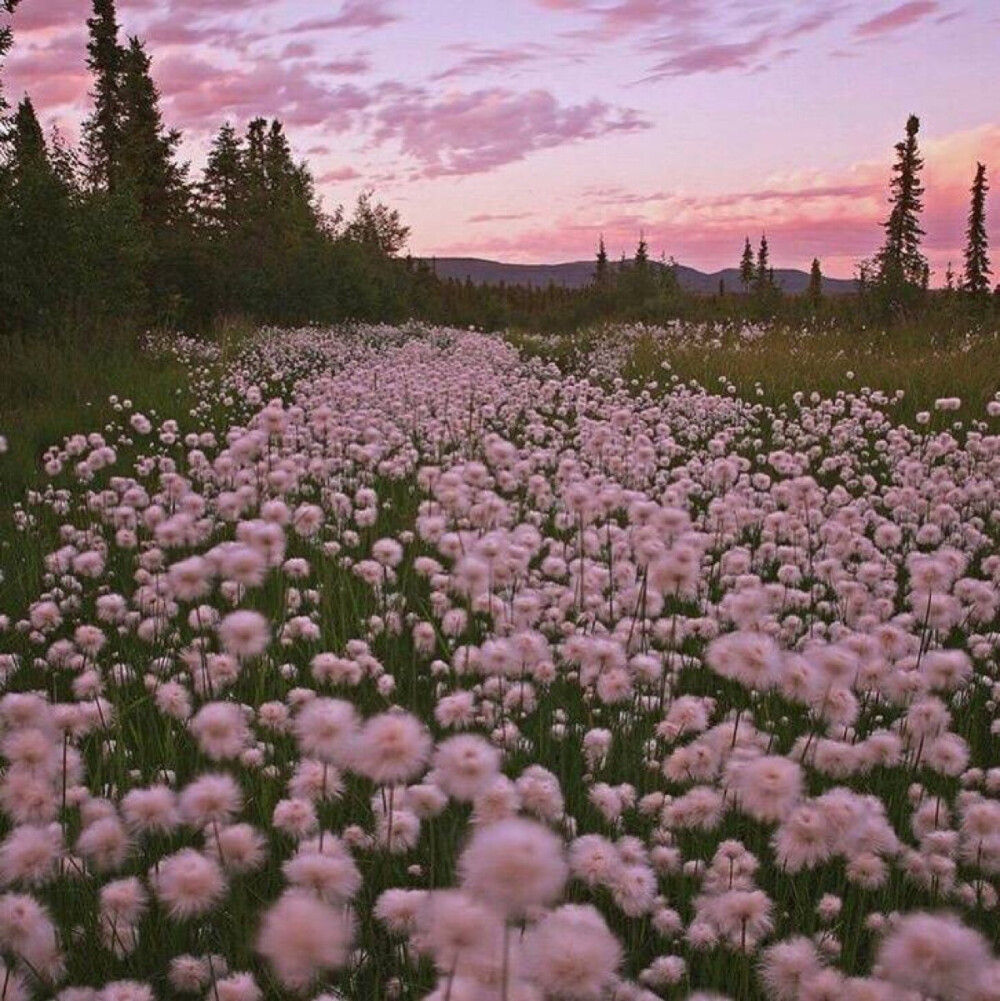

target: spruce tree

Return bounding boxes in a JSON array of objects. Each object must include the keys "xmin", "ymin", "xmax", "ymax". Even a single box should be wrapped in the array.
[
  {"xmin": 83, "ymin": 0, "xmax": 123, "ymax": 191},
  {"xmin": 630, "ymin": 231, "xmax": 651, "ymax": 301},
  {"xmin": 0, "ymin": 96, "xmax": 79, "ymax": 332},
  {"xmin": 10, "ymin": 95, "xmax": 47, "ymax": 171},
  {"xmin": 944, "ymin": 262, "xmax": 955, "ymax": 292},
  {"xmin": 200, "ymin": 123, "xmax": 244, "ymax": 234},
  {"xmin": 118, "ymin": 36, "xmax": 186, "ymax": 228},
  {"xmin": 754, "ymin": 233, "xmax": 771, "ymax": 293},
  {"xmin": 634, "ymin": 231, "xmax": 649, "ymax": 270},
  {"xmin": 808, "ymin": 258, "xmax": 822, "ymax": 305},
  {"xmin": 877, "ymin": 114, "xmax": 927, "ymax": 289},
  {"xmin": 739, "ymin": 236, "xmax": 754, "ymax": 292},
  {"xmin": 593, "ymin": 235, "xmax": 608, "ymax": 286},
  {"xmin": 963, "ymin": 162, "xmax": 991, "ymax": 295}
]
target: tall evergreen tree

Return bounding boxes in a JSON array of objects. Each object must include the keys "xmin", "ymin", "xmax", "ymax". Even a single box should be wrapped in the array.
[
  {"xmin": 199, "ymin": 122, "xmax": 244, "ymax": 234},
  {"xmin": 593, "ymin": 234, "xmax": 609, "ymax": 286},
  {"xmin": 754, "ymin": 233, "xmax": 771, "ymax": 293},
  {"xmin": 118, "ymin": 37, "xmax": 186, "ymax": 227},
  {"xmin": 739, "ymin": 236, "xmax": 754, "ymax": 292},
  {"xmin": 83, "ymin": 0, "xmax": 123, "ymax": 191},
  {"xmin": 9, "ymin": 94, "xmax": 46, "ymax": 172},
  {"xmin": 807, "ymin": 258, "xmax": 823, "ymax": 305},
  {"xmin": 877, "ymin": 114, "xmax": 927, "ymax": 289},
  {"xmin": 0, "ymin": 96, "xmax": 80, "ymax": 332},
  {"xmin": 963, "ymin": 162, "xmax": 991, "ymax": 295},
  {"xmin": 634, "ymin": 231, "xmax": 649, "ymax": 270}
]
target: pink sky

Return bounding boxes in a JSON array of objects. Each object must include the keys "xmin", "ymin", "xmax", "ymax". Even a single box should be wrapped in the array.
[{"xmin": 3, "ymin": 0, "xmax": 999, "ymax": 279}]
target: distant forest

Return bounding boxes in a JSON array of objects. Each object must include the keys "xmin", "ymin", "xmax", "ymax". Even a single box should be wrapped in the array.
[{"xmin": 0, "ymin": 0, "xmax": 996, "ymax": 337}]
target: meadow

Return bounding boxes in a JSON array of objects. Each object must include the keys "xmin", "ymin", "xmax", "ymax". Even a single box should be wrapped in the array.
[{"xmin": 0, "ymin": 320, "xmax": 997, "ymax": 1001}]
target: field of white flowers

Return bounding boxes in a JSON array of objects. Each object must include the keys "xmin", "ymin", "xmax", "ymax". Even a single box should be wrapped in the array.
[{"xmin": 0, "ymin": 322, "xmax": 998, "ymax": 1001}]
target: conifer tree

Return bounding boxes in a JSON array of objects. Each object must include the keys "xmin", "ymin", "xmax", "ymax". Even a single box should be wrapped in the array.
[
  {"xmin": 634, "ymin": 231, "xmax": 649, "ymax": 270},
  {"xmin": 808, "ymin": 258, "xmax": 822, "ymax": 305},
  {"xmin": 0, "ymin": 96, "xmax": 78, "ymax": 331},
  {"xmin": 245, "ymin": 118, "xmax": 268, "ymax": 187},
  {"xmin": 877, "ymin": 114, "xmax": 927, "ymax": 289},
  {"xmin": 83, "ymin": 0, "xmax": 123, "ymax": 191},
  {"xmin": 9, "ymin": 94, "xmax": 46, "ymax": 170},
  {"xmin": 593, "ymin": 234, "xmax": 608, "ymax": 286},
  {"xmin": 200, "ymin": 123, "xmax": 244, "ymax": 234},
  {"xmin": 739, "ymin": 236, "xmax": 754, "ymax": 292},
  {"xmin": 944, "ymin": 262, "xmax": 955, "ymax": 292},
  {"xmin": 118, "ymin": 36, "xmax": 186, "ymax": 227},
  {"xmin": 963, "ymin": 162, "xmax": 991, "ymax": 295},
  {"xmin": 754, "ymin": 233, "xmax": 771, "ymax": 293}
]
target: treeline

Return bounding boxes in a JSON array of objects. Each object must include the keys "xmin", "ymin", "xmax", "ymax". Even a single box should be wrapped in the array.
[
  {"xmin": 1, "ymin": 0, "xmax": 996, "ymax": 339},
  {"xmin": 426, "ymin": 114, "xmax": 996, "ymax": 333},
  {"xmin": 0, "ymin": 0, "xmax": 418, "ymax": 337}
]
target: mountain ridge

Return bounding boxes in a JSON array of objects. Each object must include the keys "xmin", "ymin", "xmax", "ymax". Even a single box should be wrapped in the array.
[{"xmin": 419, "ymin": 256, "xmax": 858, "ymax": 295}]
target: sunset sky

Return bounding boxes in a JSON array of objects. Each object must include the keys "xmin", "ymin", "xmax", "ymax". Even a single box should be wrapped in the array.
[{"xmin": 3, "ymin": 0, "xmax": 999, "ymax": 278}]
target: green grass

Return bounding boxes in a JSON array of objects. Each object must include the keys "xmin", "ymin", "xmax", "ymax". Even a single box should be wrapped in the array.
[
  {"xmin": 511, "ymin": 321, "xmax": 1000, "ymax": 424},
  {"xmin": 0, "ymin": 331, "xmax": 195, "ymax": 503}
]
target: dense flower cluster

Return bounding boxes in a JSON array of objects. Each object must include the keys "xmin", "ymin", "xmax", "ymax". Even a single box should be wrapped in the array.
[{"xmin": 0, "ymin": 323, "xmax": 998, "ymax": 1001}]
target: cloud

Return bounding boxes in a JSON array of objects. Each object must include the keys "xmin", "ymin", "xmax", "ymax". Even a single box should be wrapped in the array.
[
  {"xmin": 642, "ymin": 33, "xmax": 772, "ymax": 78},
  {"xmin": 854, "ymin": 1, "xmax": 939, "ymax": 38},
  {"xmin": 431, "ymin": 44, "xmax": 560, "ymax": 82},
  {"xmin": 1, "ymin": 29, "xmax": 89, "ymax": 108},
  {"xmin": 322, "ymin": 53, "xmax": 372, "ymax": 75},
  {"xmin": 555, "ymin": 0, "xmax": 705, "ymax": 41},
  {"xmin": 2, "ymin": 0, "xmax": 90, "ymax": 33},
  {"xmin": 156, "ymin": 53, "xmax": 371, "ymax": 131},
  {"xmin": 141, "ymin": 19, "xmax": 264, "ymax": 50},
  {"xmin": 372, "ymin": 86, "xmax": 650, "ymax": 177},
  {"xmin": 286, "ymin": 0, "xmax": 399, "ymax": 34},
  {"xmin": 467, "ymin": 211, "xmax": 534, "ymax": 223},
  {"xmin": 318, "ymin": 166, "xmax": 362, "ymax": 183}
]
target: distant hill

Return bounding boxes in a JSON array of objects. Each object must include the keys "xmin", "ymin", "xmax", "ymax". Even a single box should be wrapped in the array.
[{"xmin": 420, "ymin": 257, "xmax": 858, "ymax": 296}]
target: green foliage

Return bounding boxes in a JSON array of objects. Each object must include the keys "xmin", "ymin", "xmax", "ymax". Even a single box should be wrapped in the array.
[
  {"xmin": 875, "ymin": 114, "xmax": 928, "ymax": 309},
  {"xmin": 808, "ymin": 258, "xmax": 823, "ymax": 307},
  {"xmin": 0, "ymin": 0, "xmax": 418, "ymax": 338},
  {"xmin": 740, "ymin": 236, "xmax": 754, "ymax": 292},
  {"xmin": 963, "ymin": 162, "xmax": 991, "ymax": 296}
]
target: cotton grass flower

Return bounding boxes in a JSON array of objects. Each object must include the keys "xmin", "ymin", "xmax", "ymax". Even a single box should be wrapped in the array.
[
  {"xmin": 152, "ymin": 849, "xmax": 227, "ymax": 920},
  {"xmin": 256, "ymin": 889, "xmax": 354, "ymax": 990},
  {"xmin": 459, "ymin": 817, "xmax": 567, "ymax": 917}
]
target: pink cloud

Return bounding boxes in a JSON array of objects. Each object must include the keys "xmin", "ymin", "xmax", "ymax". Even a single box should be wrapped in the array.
[
  {"xmin": 432, "ymin": 44, "xmax": 556, "ymax": 82},
  {"xmin": 287, "ymin": 0, "xmax": 398, "ymax": 34},
  {"xmin": 322, "ymin": 53, "xmax": 372, "ymax": 75},
  {"xmin": 156, "ymin": 53, "xmax": 370, "ymax": 130},
  {"xmin": 2, "ymin": 29, "xmax": 89, "ymax": 109},
  {"xmin": 643, "ymin": 33, "xmax": 772, "ymax": 77},
  {"xmin": 372, "ymin": 86, "xmax": 650, "ymax": 177},
  {"xmin": 3, "ymin": 0, "xmax": 86, "ymax": 33},
  {"xmin": 561, "ymin": 0, "xmax": 704, "ymax": 40},
  {"xmin": 468, "ymin": 212, "xmax": 534, "ymax": 223},
  {"xmin": 141, "ymin": 20, "xmax": 263, "ymax": 50},
  {"xmin": 854, "ymin": 1, "xmax": 939, "ymax": 38},
  {"xmin": 318, "ymin": 166, "xmax": 362, "ymax": 183}
]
